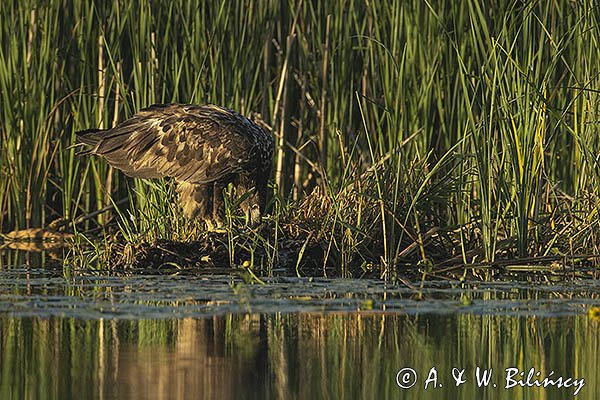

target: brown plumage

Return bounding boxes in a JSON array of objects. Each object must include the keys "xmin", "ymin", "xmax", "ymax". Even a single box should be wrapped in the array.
[{"xmin": 77, "ymin": 103, "xmax": 274, "ymax": 228}]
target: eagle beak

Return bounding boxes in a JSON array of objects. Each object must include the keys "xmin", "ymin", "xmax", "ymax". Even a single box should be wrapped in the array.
[{"xmin": 248, "ymin": 204, "xmax": 262, "ymax": 227}]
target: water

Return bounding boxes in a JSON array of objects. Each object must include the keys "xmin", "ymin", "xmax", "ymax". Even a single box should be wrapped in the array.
[{"xmin": 0, "ymin": 265, "xmax": 599, "ymax": 399}]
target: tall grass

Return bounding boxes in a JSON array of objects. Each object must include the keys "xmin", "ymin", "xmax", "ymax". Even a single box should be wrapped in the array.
[{"xmin": 1, "ymin": 0, "xmax": 599, "ymax": 275}]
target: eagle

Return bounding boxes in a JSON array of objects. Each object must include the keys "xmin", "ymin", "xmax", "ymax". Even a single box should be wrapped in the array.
[{"xmin": 76, "ymin": 103, "xmax": 274, "ymax": 229}]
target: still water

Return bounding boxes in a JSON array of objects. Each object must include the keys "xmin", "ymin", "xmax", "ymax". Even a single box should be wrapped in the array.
[{"xmin": 0, "ymin": 263, "xmax": 598, "ymax": 399}]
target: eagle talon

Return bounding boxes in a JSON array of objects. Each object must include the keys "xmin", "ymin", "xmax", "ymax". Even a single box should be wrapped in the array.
[{"xmin": 204, "ymin": 219, "xmax": 227, "ymax": 233}]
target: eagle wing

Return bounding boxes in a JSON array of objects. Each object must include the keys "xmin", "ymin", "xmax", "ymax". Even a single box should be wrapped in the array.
[{"xmin": 77, "ymin": 104, "xmax": 257, "ymax": 183}]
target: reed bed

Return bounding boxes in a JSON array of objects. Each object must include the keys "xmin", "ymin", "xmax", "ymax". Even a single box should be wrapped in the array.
[{"xmin": 1, "ymin": 0, "xmax": 599, "ymax": 277}]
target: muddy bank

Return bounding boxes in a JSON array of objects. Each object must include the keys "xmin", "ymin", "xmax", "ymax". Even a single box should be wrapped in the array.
[
  {"xmin": 4, "ymin": 227, "xmax": 600, "ymax": 281},
  {"xmin": 108, "ymin": 234, "xmax": 600, "ymax": 281}
]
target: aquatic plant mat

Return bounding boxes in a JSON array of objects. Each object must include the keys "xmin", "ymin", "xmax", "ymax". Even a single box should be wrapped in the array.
[{"xmin": 2, "ymin": 266, "xmax": 600, "ymax": 318}]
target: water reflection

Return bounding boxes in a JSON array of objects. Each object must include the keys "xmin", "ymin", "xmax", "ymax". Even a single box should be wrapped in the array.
[
  {"xmin": 1, "ymin": 314, "xmax": 597, "ymax": 399},
  {"xmin": 0, "ymin": 266, "xmax": 599, "ymax": 399}
]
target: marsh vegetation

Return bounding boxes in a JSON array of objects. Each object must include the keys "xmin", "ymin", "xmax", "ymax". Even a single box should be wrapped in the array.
[{"xmin": 1, "ymin": 1, "xmax": 600, "ymax": 278}]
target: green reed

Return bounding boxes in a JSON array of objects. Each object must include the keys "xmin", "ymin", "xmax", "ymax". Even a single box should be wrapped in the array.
[{"xmin": 1, "ymin": 0, "xmax": 599, "ymax": 274}]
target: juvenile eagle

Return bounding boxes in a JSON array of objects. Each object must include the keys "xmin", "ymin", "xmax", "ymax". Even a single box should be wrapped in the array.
[{"xmin": 77, "ymin": 103, "xmax": 274, "ymax": 228}]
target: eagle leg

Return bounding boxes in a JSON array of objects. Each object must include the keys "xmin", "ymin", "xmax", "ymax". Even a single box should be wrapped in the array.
[
  {"xmin": 210, "ymin": 180, "xmax": 227, "ymax": 228},
  {"xmin": 177, "ymin": 182, "xmax": 212, "ymax": 226}
]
